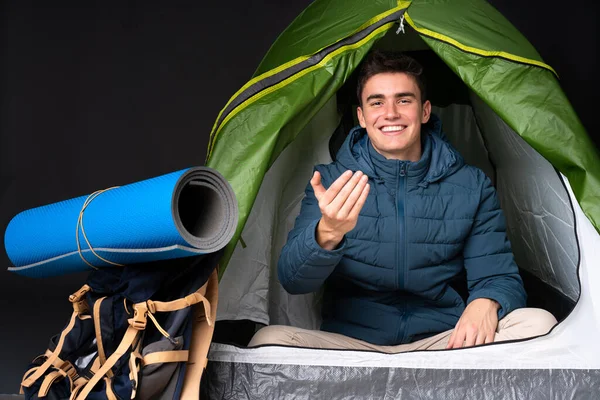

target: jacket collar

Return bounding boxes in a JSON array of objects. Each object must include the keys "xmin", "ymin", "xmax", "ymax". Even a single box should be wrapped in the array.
[{"xmin": 365, "ymin": 133, "xmax": 431, "ymax": 188}]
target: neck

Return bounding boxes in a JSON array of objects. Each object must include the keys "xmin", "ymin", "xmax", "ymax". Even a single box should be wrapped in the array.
[{"xmin": 372, "ymin": 143, "xmax": 422, "ymax": 162}]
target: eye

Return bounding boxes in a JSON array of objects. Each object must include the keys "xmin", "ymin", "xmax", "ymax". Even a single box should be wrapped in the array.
[
  {"xmin": 370, "ymin": 101, "xmax": 383, "ymax": 107},
  {"xmin": 398, "ymin": 98, "xmax": 411, "ymax": 104}
]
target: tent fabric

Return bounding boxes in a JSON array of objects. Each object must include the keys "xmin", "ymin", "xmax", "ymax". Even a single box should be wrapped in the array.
[
  {"xmin": 466, "ymin": 94, "xmax": 579, "ymax": 302},
  {"xmin": 217, "ymin": 97, "xmax": 338, "ymax": 328},
  {"xmin": 405, "ymin": 1, "xmax": 553, "ymax": 73},
  {"xmin": 252, "ymin": 1, "xmax": 410, "ymax": 77},
  {"xmin": 5, "ymin": 167, "xmax": 237, "ymax": 277},
  {"xmin": 206, "ymin": 0, "xmax": 600, "ymax": 276},
  {"xmin": 419, "ymin": 36, "xmax": 600, "ymax": 238}
]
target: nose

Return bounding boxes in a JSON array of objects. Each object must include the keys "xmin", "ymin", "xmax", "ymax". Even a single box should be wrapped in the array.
[{"xmin": 384, "ymin": 102, "xmax": 400, "ymax": 119}]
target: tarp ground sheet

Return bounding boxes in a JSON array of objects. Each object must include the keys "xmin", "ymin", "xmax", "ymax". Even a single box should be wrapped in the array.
[{"xmin": 203, "ymin": 362, "xmax": 600, "ymax": 399}]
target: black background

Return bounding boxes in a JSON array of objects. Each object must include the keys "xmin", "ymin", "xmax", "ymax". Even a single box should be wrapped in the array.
[{"xmin": 1, "ymin": 0, "xmax": 597, "ymax": 393}]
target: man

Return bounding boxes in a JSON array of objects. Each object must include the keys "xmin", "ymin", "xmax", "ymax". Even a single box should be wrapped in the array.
[{"xmin": 249, "ymin": 51, "xmax": 556, "ymax": 351}]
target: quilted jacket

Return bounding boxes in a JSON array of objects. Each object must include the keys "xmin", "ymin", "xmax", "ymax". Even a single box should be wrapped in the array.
[{"xmin": 278, "ymin": 115, "xmax": 527, "ymax": 345}]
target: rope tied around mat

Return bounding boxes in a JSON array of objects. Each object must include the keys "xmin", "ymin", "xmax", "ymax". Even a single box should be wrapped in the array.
[{"xmin": 76, "ymin": 187, "xmax": 124, "ymax": 269}]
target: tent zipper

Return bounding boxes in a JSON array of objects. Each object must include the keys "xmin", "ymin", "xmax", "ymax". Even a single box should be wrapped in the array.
[{"xmin": 207, "ymin": 8, "xmax": 408, "ymax": 160}]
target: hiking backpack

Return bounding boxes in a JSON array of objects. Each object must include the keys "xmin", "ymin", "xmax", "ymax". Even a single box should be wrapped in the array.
[{"xmin": 19, "ymin": 251, "xmax": 221, "ymax": 400}]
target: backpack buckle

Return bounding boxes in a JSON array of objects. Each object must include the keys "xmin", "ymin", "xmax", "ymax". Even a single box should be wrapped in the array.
[
  {"xmin": 129, "ymin": 303, "xmax": 148, "ymax": 330},
  {"xmin": 60, "ymin": 361, "xmax": 77, "ymax": 379},
  {"xmin": 69, "ymin": 285, "xmax": 91, "ymax": 303},
  {"xmin": 69, "ymin": 285, "xmax": 91, "ymax": 314}
]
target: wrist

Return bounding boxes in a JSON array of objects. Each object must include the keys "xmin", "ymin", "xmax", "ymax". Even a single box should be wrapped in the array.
[
  {"xmin": 316, "ymin": 220, "xmax": 344, "ymax": 250},
  {"xmin": 472, "ymin": 298, "xmax": 501, "ymax": 311}
]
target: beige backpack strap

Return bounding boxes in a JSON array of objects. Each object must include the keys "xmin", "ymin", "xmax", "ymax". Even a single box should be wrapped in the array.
[
  {"xmin": 147, "ymin": 288, "xmax": 212, "ymax": 322},
  {"xmin": 128, "ymin": 337, "xmax": 144, "ymax": 399},
  {"xmin": 21, "ymin": 285, "xmax": 91, "ymax": 388},
  {"xmin": 38, "ymin": 370, "xmax": 64, "ymax": 397},
  {"xmin": 180, "ymin": 268, "xmax": 219, "ymax": 400},
  {"xmin": 38, "ymin": 359, "xmax": 78, "ymax": 397},
  {"xmin": 93, "ymin": 296, "xmax": 113, "ymax": 378},
  {"xmin": 20, "ymin": 367, "xmax": 39, "ymax": 394},
  {"xmin": 142, "ymin": 350, "xmax": 189, "ymax": 365},
  {"xmin": 74, "ymin": 302, "xmax": 146, "ymax": 400},
  {"xmin": 104, "ymin": 376, "xmax": 118, "ymax": 400}
]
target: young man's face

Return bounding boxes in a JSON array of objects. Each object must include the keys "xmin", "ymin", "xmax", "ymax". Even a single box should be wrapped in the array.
[{"xmin": 357, "ymin": 72, "xmax": 431, "ymax": 161}]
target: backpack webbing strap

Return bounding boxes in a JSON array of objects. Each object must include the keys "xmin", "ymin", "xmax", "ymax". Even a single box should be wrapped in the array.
[
  {"xmin": 147, "ymin": 291, "xmax": 212, "ymax": 325},
  {"xmin": 22, "ymin": 311, "xmax": 79, "ymax": 387},
  {"xmin": 74, "ymin": 304, "xmax": 145, "ymax": 400},
  {"xmin": 128, "ymin": 338, "xmax": 143, "ymax": 399},
  {"xmin": 93, "ymin": 296, "xmax": 113, "ymax": 378},
  {"xmin": 104, "ymin": 377, "xmax": 118, "ymax": 400},
  {"xmin": 142, "ymin": 350, "xmax": 189, "ymax": 365},
  {"xmin": 20, "ymin": 367, "xmax": 39, "ymax": 394},
  {"xmin": 180, "ymin": 268, "xmax": 219, "ymax": 400},
  {"xmin": 39, "ymin": 370, "xmax": 65, "ymax": 397},
  {"xmin": 38, "ymin": 360, "xmax": 77, "ymax": 397},
  {"xmin": 69, "ymin": 381, "xmax": 86, "ymax": 400},
  {"xmin": 22, "ymin": 285, "xmax": 91, "ymax": 388}
]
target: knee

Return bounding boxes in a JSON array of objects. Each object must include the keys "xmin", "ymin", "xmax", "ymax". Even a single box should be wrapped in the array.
[
  {"xmin": 247, "ymin": 325, "xmax": 296, "ymax": 347},
  {"xmin": 529, "ymin": 308, "xmax": 558, "ymax": 334},
  {"xmin": 504, "ymin": 308, "xmax": 558, "ymax": 337}
]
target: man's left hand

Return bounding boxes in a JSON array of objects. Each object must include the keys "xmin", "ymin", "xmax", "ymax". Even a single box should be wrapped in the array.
[{"xmin": 446, "ymin": 298, "xmax": 500, "ymax": 349}]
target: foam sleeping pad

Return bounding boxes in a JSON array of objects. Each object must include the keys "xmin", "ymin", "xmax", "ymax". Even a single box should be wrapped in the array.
[{"xmin": 4, "ymin": 167, "xmax": 238, "ymax": 278}]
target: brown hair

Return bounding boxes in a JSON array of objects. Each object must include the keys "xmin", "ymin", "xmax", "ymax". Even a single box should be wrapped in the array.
[{"xmin": 356, "ymin": 50, "xmax": 427, "ymax": 105}]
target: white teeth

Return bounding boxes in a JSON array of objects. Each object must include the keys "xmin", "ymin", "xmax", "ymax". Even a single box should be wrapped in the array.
[{"xmin": 381, "ymin": 126, "xmax": 406, "ymax": 132}]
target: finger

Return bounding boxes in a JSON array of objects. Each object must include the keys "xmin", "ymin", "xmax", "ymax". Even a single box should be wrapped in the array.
[
  {"xmin": 339, "ymin": 175, "xmax": 369, "ymax": 217},
  {"xmin": 475, "ymin": 332, "xmax": 486, "ymax": 346},
  {"xmin": 348, "ymin": 182, "xmax": 370, "ymax": 219},
  {"xmin": 328, "ymin": 171, "xmax": 364, "ymax": 211},
  {"xmin": 446, "ymin": 326, "xmax": 457, "ymax": 349},
  {"xmin": 310, "ymin": 171, "xmax": 326, "ymax": 201},
  {"xmin": 464, "ymin": 328, "xmax": 477, "ymax": 348},
  {"xmin": 484, "ymin": 331, "xmax": 496, "ymax": 344},
  {"xmin": 321, "ymin": 170, "xmax": 353, "ymax": 205},
  {"xmin": 446, "ymin": 327, "xmax": 462, "ymax": 349}
]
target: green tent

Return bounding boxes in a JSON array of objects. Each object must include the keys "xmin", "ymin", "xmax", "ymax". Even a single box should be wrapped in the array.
[
  {"xmin": 202, "ymin": 0, "xmax": 600, "ymax": 397},
  {"xmin": 207, "ymin": 0, "xmax": 600, "ymax": 398}
]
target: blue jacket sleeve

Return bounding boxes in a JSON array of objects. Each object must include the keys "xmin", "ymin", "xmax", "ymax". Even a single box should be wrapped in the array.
[
  {"xmin": 464, "ymin": 173, "xmax": 527, "ymax": 319},
  {"xmin": 277, "ymin": 171, "xmax": 347, "ymax": 295}
]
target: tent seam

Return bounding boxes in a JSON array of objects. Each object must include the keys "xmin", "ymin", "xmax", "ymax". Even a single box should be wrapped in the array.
[
  {"xmin": 206, "ymin": 5, "xmax": 408, "ymax": 161},
  {"xmin": 206, "ymin": 21, "xmax": 397, "ymax": 161},
  {"xmin": 403, "ymin": 12, "xmax": 558, "ymax": 77}
]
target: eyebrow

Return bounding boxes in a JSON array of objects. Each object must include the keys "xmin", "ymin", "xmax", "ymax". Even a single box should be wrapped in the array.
[{"xmin": 365, "ymin": 92, "xmax": 417, "ymax": 103}]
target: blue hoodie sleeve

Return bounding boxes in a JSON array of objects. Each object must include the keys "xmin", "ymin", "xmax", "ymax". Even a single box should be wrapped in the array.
[
  {"xmin": 463, "ymin": 173, "xmax": 527, "ymax": 319},
  {"xmin": 277, "ymin": 170, "xmax": 347, "ymax": 295}
]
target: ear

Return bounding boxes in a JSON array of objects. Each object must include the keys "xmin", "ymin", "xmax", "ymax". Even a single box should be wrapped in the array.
[
  {"xmin": 357, "ymin": 106, "xmax": 367, "ymax": 128},
  {"xmin": 421, "ymin": 100, "xmax": 431, "ymax": 124}
]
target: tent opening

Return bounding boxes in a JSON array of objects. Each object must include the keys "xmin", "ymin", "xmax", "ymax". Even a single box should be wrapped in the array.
[{"xmin": 214, "ymin": 24, "xmax": 580, "ymax": 348}]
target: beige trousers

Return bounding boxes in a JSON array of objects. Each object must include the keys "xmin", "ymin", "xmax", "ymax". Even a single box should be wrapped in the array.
[{"xmin": 248, "ymin": 308, "xmax": 557, "ymax": 353}]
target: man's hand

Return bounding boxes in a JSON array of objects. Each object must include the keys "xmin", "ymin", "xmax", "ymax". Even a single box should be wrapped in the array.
[
  {"xmin": 446, "ymin": 298, "xmax": 500, "ymax": 349},
  {"xmin": 311, "ymin": 170, "xmax": 370, "ymax": 250}
]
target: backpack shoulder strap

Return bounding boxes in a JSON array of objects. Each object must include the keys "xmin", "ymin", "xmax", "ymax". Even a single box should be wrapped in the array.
[
  {"xmin": 180, "ymin": 268, "xmax": 219, "ymax": 399},
  {"xmin": 21, "ymin": 284, "xmax": 91, "ymax": 389}
]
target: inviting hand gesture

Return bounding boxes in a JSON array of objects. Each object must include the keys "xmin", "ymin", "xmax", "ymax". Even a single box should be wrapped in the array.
[{"xmin": 311, "ymin": 170, "xmax": 370, "ymax": 250}]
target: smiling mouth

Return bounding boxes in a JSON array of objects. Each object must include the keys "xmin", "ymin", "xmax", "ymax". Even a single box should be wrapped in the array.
[{"xmin": 379, "ymin": 125, "xmax": 407, "ymax": 135}]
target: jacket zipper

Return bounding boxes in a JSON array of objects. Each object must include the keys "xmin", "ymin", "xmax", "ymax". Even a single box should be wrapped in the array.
[{"xmin": 397, "ymin": 162, "xmax": 407, "ymax": 290}]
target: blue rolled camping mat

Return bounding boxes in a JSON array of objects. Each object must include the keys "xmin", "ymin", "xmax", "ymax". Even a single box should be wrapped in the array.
[{"xmin": 4, "ymin": 167, "xmax": 238, "ymax": 278}]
